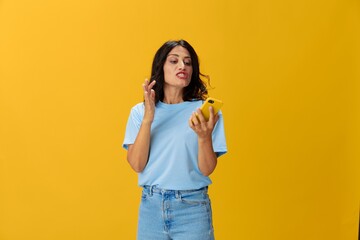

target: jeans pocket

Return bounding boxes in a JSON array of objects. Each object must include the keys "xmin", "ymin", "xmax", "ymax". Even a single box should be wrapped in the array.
[{"xmin": 180, "ymin": 191, "xmax": 209, "ymax": 205}]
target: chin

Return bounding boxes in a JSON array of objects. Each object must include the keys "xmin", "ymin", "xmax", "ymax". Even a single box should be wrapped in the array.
[{"xmin": 181, "ymin": 82, "xmax": 190, "ymax": 88}]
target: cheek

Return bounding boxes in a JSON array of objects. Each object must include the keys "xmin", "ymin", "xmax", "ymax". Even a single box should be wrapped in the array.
[
  {"xmin": 163, "ymin": 67, "xmax": 171, "ymax": 78},
  {"xmin": 164, "ymin": 64, "xmax": 174, "ymax": 74},
  {"xmin": 189, "ymin": 70, "xmax": 193, "ymax": 79}
]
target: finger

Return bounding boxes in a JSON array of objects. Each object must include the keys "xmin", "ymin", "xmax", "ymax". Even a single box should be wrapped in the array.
[
  {"xmin": 142, "ymin": 80, "xmax": 148, "ymax": 92},
  {"xmin": 188, "ymin": 117, "xmax": 195, "ymax": 128},
  {"xmin": 143, "ymin": 84, "xmax": 150, "ymax": 101},
  {"xmin": 196, "ymin": 108, "xmax": 206, "ymax": 123},
  {"xmin": 148, "ymin": 80, "xmax": 156, "ymax": 89},
  {"xmin": 143, "ymin": 91, "xmax": 149, "ymax": 102},
  {"xmin": 209, "ymin": 106, "xmax": 215, "ymax": 117},
  {"xmin": 150, "ymin": 89, "xmax": 155, "ymax": 100},
  {"xmin": 207, "ymin": 106, "xmax": 214, "ymax": 122},
  {"xmin": 142, "ymin": 84, "xmax": 148, "ymax": 94},
  {"xmin": 144, "ymin": 79, "xmax": 149, "ymax": 86},
  {"xmin": 209, "ymin": 111, "xmax": 219, "ymax": 128},
  {"xmin": 214, "ymin": 113, "xmax": 219, "ymax": 123},
  {"xmin": 191, "ymin": 112, "xmax": 200, "ymax": 126},
  {"xmin": 189, "ymin": 115, "xmax": 199, "ymax": 131},
  {"xmin": 143, "ymin": 78, "xmax": 151, "ymax": 89}
]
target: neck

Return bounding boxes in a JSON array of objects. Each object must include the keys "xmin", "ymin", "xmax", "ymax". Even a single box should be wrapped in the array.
[
  {"xmin": 163, "ymin": 88, "xmax": 184, "ymax": 104},
  {"xmin": 163, "ymin": 96, "xmax": 184, "ymax": 104}
]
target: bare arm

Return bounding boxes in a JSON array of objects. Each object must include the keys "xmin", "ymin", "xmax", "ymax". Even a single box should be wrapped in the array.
[
  {"xmin": 127, "ymin": 80, "xmax": 156, "ymax": 173},
  {"xmin": 189, "ymin": 107, "xmax": 219, "ymax": 176}
]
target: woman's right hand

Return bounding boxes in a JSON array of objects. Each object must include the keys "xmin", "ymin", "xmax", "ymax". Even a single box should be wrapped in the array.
[
  {"xmin": 142, "ymin": 79, "xmax": 156, "ymax": 123},
  {"xmin": 127, "ymin": 79, "xmax": 156, "ymax": 173}
]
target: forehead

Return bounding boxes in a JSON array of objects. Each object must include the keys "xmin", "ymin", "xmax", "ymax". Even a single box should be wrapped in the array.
[{"xmin": 167, "ymin": 46, "xmax": 191, "ymax": 58}]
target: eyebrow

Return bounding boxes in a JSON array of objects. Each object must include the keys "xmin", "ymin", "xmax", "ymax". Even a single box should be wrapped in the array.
[{"xmin": 167, "ymin": 54, "xmax": 191, "ymax": 58}]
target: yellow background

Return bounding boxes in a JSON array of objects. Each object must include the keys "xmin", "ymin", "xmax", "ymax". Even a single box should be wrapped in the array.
[{"xmin": 1, "ymin": 0, "xmax": 359, "ymax": 239}]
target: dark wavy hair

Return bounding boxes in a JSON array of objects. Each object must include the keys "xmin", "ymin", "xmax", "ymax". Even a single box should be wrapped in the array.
[{"xmin": 150, "ymin": 40, "xmax": 209, "ymax": 103}]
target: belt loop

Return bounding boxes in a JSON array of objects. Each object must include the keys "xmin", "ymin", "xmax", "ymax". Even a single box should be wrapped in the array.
[
  {"xmin": 149, "ymin": 185, "xmax": 154, "ymax": 196},
  {"xmin": 175, "ymin": 190, "xmax": 181, "ymax": 200}
]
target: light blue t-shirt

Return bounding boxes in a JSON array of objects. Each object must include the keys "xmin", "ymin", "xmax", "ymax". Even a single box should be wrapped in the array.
[{"xmin": 123, "ymin": 100, "xmax": 227, "ymax": 190}]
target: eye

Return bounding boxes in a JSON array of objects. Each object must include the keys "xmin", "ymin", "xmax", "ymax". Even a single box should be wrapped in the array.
[
  {"xmin": 184, "ymin": 61, "xmax": 192, "ymax": 66},
  {"xmin": 169, "ymin": 59, "xmax": 178, "ymax": 64}
]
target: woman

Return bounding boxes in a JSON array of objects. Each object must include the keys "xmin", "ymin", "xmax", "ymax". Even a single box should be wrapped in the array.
[{"xmin": 123, "ymin": 39, "xmax": 227, "ymax": 240}]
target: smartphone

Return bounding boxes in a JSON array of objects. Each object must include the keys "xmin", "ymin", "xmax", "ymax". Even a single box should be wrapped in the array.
[{"xmin": 199, "ymin": 97, "xmax": 223, "ymax": 121}]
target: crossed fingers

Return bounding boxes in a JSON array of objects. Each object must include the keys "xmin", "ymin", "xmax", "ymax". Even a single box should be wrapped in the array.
[{"xmin": 142, "ymin": 79, "xmax": 156, "ymax": 97}]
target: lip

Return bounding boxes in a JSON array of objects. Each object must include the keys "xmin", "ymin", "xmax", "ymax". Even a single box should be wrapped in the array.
[{"xmin": 176, "ymin": 71, "xmax": 188, "ymax": 79}]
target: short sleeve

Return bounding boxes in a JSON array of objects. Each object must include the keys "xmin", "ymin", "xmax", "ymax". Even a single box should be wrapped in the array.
[
  {"xmin": 212, "ymin": 110, "xmax": 227, "ymax": 157},
  {"xmin": 122, "ymin": 103, "xmax": 144, "ymax": 150}
]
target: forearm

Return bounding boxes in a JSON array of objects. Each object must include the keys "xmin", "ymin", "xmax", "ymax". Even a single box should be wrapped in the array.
[
  {"xmin": 197, "ymin": 137, "xmax": 218, "ymax": 176},
  {"xmin": 127, "ymin": 121, "xmax": 152, "ymax": 173}
]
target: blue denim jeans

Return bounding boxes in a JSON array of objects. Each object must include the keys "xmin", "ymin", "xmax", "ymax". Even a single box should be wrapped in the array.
[{"xmin": 137, "ymin": 185, "xmax": 215, "ymax": 240}]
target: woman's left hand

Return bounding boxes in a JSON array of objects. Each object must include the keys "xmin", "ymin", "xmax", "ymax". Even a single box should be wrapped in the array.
[{"xmin": 189, "ymin": 106, "xmax": 219, "ymax": 139}]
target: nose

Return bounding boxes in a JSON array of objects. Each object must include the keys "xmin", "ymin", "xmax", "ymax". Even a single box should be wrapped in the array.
[{"xmin": 178, "ymin": 60, "xmax": 186, "ymax": 69}]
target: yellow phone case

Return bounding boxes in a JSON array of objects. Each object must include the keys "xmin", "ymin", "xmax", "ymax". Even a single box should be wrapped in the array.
[{"xmin": 200, "ymin": 97, "xmax": 223, "ymax": 121}]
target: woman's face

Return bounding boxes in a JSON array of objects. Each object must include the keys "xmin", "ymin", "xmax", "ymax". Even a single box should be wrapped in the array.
[{"xmin": 163, "ymin": 46, "xmax": 193, "ymax": 91}]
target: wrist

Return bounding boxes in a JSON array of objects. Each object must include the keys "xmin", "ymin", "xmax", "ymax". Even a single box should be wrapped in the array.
[
  {"xmin": 198, "ymin": 136, "xmax": 212, "ymax": 144},
  {"xmin": 142, "ymin": 119, "xmax": 153, "ymax": 125}
]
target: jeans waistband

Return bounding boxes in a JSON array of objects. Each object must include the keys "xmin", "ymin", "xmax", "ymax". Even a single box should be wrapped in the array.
[{"xmin": 142, "ymin": 185, "xmax": 208, "ymax": 196}]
